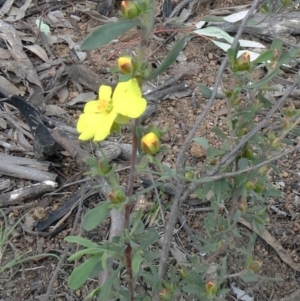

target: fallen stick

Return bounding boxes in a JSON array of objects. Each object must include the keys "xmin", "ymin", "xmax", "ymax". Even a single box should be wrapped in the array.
[{"xmin": 0, "ymin": 180, "xmax": 57, "ymax": 207}]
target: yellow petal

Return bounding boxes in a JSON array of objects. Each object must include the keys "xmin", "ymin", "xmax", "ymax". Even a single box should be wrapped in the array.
[
  {"xmin": 115, "ymin": 114, "xmax": 130, "ymax": 124},
  {"xmin": 113, "ymin": 79, "xmax": 146, "ymax": 118},
  {"xmin": 84, "ymin": 101, "xmax": 98, "ymax": 113},
  {"xmin": 99, "ymin": 85, "xmax": 113, "ymax": 101},
  {"xmin": 93, "ymin": 111, "xmax": 118, "ymax": 141},
  {"xmin": 77, "ymin": 114, "xmax": 98, "ymax": 140}
]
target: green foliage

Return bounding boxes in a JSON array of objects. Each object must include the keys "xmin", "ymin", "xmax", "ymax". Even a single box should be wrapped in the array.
[
  {"xmin": 83, "ymin": 201, "xmax": 112, "ymax": 231},
  {"xmin": 67, "ymin": 2, "xmax": 300, "ymax": 300},
  {"xmin": 81, "ymin": 19, "xmax": 140, "ymax": 50}
]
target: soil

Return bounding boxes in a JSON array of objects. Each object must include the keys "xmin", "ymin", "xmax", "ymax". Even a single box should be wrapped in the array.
[{"xmin": 1, "ymin": 1, "xmax": 300, "ymax": 301}]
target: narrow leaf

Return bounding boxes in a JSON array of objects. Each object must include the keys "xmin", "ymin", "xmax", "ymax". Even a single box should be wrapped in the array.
[
  {"xmin": 68, "ymin": 255, "xmax": 101, "ymax": 290},
  {"xmin": 245, "ymin": 68, "xmax": 280, "ymax": 89},
  {"xmin": 253, "ymin": 50, "xmax": 274, "ymax": 64},
  {"xmin": 65, "ymin": 236, "xmax": 99, "ymax": 248},
  {"xmin": 81, "ymin": 19, "xmax": 140, "ymax": 50},
  {"xmin": 83, "ymin": 201, "xmax": 111, "ymax": 231}
]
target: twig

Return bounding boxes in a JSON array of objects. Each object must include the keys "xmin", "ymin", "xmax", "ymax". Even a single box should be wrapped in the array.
[{"xmin": 154, "ymin": 0, "xmax": 262, "ymax": 295}]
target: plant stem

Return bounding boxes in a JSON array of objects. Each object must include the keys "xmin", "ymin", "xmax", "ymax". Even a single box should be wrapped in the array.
[{"xmin": 124, "ymin": 118, "xmax": 139, "ymax": 300}]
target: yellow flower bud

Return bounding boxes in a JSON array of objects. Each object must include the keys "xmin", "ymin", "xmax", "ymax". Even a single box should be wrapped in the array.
[
  {"xmin": 141, "ymin": 132, "xmax": 160, "ymax": 155},
  {"xmin": 108, "ymin": 189, "xmax": 125, "ymax": 203},
  {"xmin": 159, "ymin": 289, "xmax": 171, "ymax": 300},
  {"xmin": 235, "ymin": 52, "xmax": 251, "ymax": 71},
  {"xmin": 117, "ymin": 56, "xmax": 135, "ymax": 74},
  {"xmin": 205, "ymin": 280, "xmax": 218, "ymax": 296},
  {"xmin": 249, "ymin": 260, "xmax": 263, "ymax": 272},
  {"xmin": 121, "ymin": 1, "xmax": 141, "ymax": 19}
]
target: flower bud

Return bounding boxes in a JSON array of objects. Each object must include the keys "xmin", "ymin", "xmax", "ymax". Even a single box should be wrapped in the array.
[
  {"xmin": 281, "ymin": 0, "xmax": 292, "ymax": 6},
  {"xmin": 108, "ymin": 189, "xmax": 125, "ymax": 203},
  {"xmin": 254, "ymin": 182, "xmax": 264, "ymax": 193},
  {"xmin": 237, "ymin": 127, "xmax": 248, "ymax": 137},
  {"xmin": 249, "ymin": 260, "xmax": 263, "ymax": 272},
  {"xmin": 141, "ymin": 132, "xmax": 160, "ymax": 155},
  {"xmin": 242, "ymin": 147, "xmax": 254, "ymax": 159},
  {"xmin": 235, "ymin": 52, "xmax": 251, "ymax": 71},
  {"xmin": 245, "ymin": 181, "xmax": 254, "ymax": 190},
  {"xmin": 271, "ymin": 138, "xmax": 281, "ymax": 149},
  {"xmin": 121, "ymin": 1, "xmax": 141, "ymax": 19},
  {"xmin": 284, "ymin": 104, "xmax": 296, "ymax": 117},
  {"xmin": 282, "ymin": 117, "xmax": 291, "ymax": 130},
  {"xmin": 179, "ymin": 268, "xmax": 188, "ymax": 279},
  {"xmin": 239, "ymin": 200, "xmax": 248, "ymax": 212},
  {"xmin": 184, "ymin": 171, "xmax": 195, "ymax": 184},
  {"xmin": 268, "ymin": 130, "xmax": 276, "ymax": 141},
  {"xmin": 159, "ymin": 289, "xmax": 171, "ymax": 300},
  {"xmin": 205, "ymin": 280, "xmax": 218, "ymax": 296},
  {"xmin": 117, "ymin": 56, "xmax": 135, "ymax": 74}
]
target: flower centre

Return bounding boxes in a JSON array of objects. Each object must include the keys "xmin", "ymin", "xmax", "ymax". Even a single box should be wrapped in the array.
[{"xmin": 97, "ymin": 99, "xmax": 113, "ymax": 113}]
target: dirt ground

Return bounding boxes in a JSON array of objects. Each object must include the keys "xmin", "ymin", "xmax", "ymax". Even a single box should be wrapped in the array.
[{"xmin": 1, "ymin": 0, "xmax": 300, "ymax": 300}]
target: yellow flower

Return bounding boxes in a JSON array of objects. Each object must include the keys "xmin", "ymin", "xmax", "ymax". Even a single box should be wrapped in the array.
[{"xmin": 77, "ymin": 79, "xmax": 146, "ymax": 141}]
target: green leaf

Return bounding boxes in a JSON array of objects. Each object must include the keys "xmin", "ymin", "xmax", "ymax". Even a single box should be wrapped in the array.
[
  {"xmin": 143, "ymin": 250, "xmax": 161, "ymax": 261},
  {"xmin": 86, "ymin": 287, "xmax": 101, "ymax": 300},
  {"xmin": 136, "ymin": 228, "xmax": 158, "ymax": 248},
  {"xmin": 83, "ymin": 201, "xmax": 111, "ymax": 231},
  {"xmin": 277, "ymin": 47, "xmax": 298, "ymax": 66},
  {"xmin": 182, "ymin": 285, "xmax": 203, "ymax": 295},
  {"xmin": 68, "ymin": 255, "xmax": 102, "ymax": 290},
  {"xmin": 258, "ymin": 92, "xmax": 272, "ymax": 108},
  {"xmin": 241, "ymin": 272, "xmax": 259, "ymax": 283},
  {"xmin": 193, "ymin": 137, "xmax": 209, "ymax": 149},
  {"xmin": 238, "ymin": 158, "xmax": 249, "ymax": 170},
  {"xmin": 68, "ymin": 248, "xmax": 103, "ymax": 261},
  {"xmin": 212, "ymin": 127, "xmax": 228, "ymax": 140},
  {"xmin": 101, "ymin": 250, "xmax": 108, "ymax": 269},
  {"xmin": 200, "ymin": 242, "xmax": 218, "ymax": 254},
  {"xmin": 245, "ymin": 68, "xmax": 280, "ymax": 89},
  {"xmin": 147, "ymin": 35, "xmax": 189, "ymax": 80},
  {"xmin": 269, "ymin": 163, "xmax": 280, "ymax": 174},
  {"xmin": 270, "ymin": 38, "xmax": 283, "ymax": 51},
  {"xmin": 85, "ymin": 157, "xmax": 98, "ymax": 168},
  {"xmin": 132, "ymin": 250, "xmax": 143, "ymax": 274},
  {"xmin": 194, "ymin": 26, "xmax": 233, "ymax": 43},
  {"xmin": 195, "ymin": 188, "xmax": 206, "ymax": 200},
  {"xmin": 65, "ymin": 236, "xmax": 99, "ymax": 248},
  {"xmin": 198, "ymin": 83, "xmax": 224, "ymax": 99},
  {"xmin": 81, "ymin": 19, "xmax": 140, "ymax": 50},
  {"xmin": 100, "ymin": 276, "xmax": 114, "ymax": 300},
  {"xmin": 187, "ymin": 271, "xmax": 205, "ymax": 286},
  {"xmin": 253, "ymin": 49, "xmax": 274, "ymax": 64},
  {"xmin": 207, "ymin": 147, "xmax": 227, "ymax": 157}
]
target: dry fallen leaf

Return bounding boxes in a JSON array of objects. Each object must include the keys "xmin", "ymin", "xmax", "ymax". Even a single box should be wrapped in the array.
[{"xmin": 24, "ymin": 44, "xmax": 50, "ymax": 63}]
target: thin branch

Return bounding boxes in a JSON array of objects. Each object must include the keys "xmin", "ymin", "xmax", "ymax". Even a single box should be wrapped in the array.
[{"xmin": 155, "ymin": 0, "xmax": 262, "ymax": 293}]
